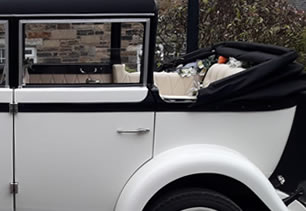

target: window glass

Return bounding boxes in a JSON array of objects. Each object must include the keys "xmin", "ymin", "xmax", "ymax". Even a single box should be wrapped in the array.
[
  {"xmin": 0, "ymin": 23, "xmax": 7, "ymax": 86},
  {"xmin": 22, "ymin": 21, "xmax": 145, "ymax": 86},
  {"xmin": 121, "ymin": 23, "xmax": 144, "ymax": 73}
]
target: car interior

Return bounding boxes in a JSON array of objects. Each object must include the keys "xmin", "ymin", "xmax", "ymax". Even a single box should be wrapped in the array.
[{"xmin": 11, "ymin": 21, "xmax": 247, "ymax": 102}]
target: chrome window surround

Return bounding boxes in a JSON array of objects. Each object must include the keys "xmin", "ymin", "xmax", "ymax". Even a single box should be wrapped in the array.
[
  {"xmin": 0, "ymin": 20, "xmax": 9, "ymax": 87},
  {"xmin": 18, "ymin": 18, "xmax": 151, "ymax": 87}
]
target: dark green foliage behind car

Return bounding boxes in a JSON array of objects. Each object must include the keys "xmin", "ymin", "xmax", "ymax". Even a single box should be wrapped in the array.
[{"xmin": 157, "ymin": 0, "xmax": 306, "ymax": 69}]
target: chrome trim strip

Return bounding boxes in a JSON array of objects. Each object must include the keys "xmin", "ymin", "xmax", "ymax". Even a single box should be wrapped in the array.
[
  {"xmin": 143, "ymin": 20, "xmax": 151, "ymax": 86},
  {"xmin": 117, "ymin": 128, "xmax": 150, "ymax": 134},
  {"xmin": 18, "ymin": 21, "xmax": 23, "ymax": 87},
  {"xmin": 0, "ymin": 13, "xmax": 155, "ymax": 17},
  {"xmin": 4, "ymin": 21, "xmax": 8, "ymax": 87}
]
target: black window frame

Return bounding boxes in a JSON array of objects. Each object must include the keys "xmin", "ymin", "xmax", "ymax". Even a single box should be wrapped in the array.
[{"xmin": 18, "ymin": 18, "xmax": 151, "ymax": 88}]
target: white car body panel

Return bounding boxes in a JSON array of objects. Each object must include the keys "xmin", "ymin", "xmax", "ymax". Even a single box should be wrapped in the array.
[
  {"xmin": 0, "ymin": 89, "xmax": 13, "ymax": 104},
  {"xmin": 0, "ymin": 113, "xmax": 13, "ymax": 211},
  {"xmin": 0, "ymin": 89, "xmax": 13, "ymax": 211},
  {"xmin": 14, "ymin": 88, "xmax": 155, "ymax": 211},
  {"xmin": 15, "ymin": 112, "xmax": 154, "ymax": 211},
  {"xmin": 289, "ymin": 202, "xmax": 306, "ymax": 211},
  {"xmin": 12, "ymin": 85, "xmax": 303, "ymax": 211},
  {"xmin": 154, "ymin": 108, "xmax": 296, "ymax": 177},
  {"xmin": 15, "ymin": 87, "xmax": 148, "ymax": 103},
  {"xmin": 115, "ymin": 145, "xmax": 289, "ymax": 211}
]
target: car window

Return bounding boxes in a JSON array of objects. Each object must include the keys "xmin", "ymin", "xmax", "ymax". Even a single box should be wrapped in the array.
[
  {"xmin": 21, "ymin": 20, "xmax": 146, "ymax": 86},
  {"xmin": 0, "ymin": 22, "xmax": 8, "ymax": 86}
]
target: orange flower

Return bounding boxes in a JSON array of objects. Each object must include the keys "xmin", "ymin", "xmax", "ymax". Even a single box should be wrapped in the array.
[{"xmin": 218, "ymin": 56, "xmax": 228, "ymax": 64}]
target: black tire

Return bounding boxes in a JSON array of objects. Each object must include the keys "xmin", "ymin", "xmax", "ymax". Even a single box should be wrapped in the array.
[{"xmin": 145, "ymin": 188, "xmax": 242, "ymax": 211}]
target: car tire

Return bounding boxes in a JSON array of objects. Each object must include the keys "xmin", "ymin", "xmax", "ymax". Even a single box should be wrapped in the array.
[{"xmin": 145, "ymin": 188, "xmax": 242, "ymax": 211}]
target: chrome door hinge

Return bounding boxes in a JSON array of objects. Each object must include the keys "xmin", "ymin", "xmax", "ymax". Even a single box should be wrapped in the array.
[
  {"xmin": 9, "ymin": 103, "xmax": 18, "ymax": 114},
  {"xmin": 10, "ymin": 182, "xmax": 19, "ymax": 194}
]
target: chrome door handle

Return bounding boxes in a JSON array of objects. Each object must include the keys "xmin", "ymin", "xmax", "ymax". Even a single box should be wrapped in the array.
[{"xmin": 117, "ymin": 128, "xmax": 150, "ymax": 134}]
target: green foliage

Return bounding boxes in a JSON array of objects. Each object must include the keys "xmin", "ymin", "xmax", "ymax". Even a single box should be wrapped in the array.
[
  {"xmin": 157, "ymin": 0, "xmax": 306, "ymax": 67},
  {"xmin": 296, "ymin": 28, "xmax": 306, "ymax": 66},
  {"xmin": 156, "ymin": 3, "xmax": 188, "ymax": 64}
]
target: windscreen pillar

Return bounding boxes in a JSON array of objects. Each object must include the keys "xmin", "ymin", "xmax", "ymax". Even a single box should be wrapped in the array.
[
  {"xmin": 187, "ymin": 0, "xmax": 199, "ymax": 53},
  {"xmin": 111, "ymin": 23, "xmax": 122, "ymax": 64},
  {"xmin": 8, "ymin": 18, "xmax": 20, "ymax": 88}
]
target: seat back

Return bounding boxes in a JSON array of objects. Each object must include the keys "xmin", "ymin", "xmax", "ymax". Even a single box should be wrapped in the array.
[
  {"xmin": 203, "ymin": 64, "xmax": 245, "ymax": 87},
  {"xmin": 113, "ymin": 64, "xmax": 194, "ymax": 96}
]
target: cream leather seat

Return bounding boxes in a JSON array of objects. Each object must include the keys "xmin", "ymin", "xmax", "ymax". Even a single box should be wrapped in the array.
[
  {"xmin": 113, "ymin": 64, "xmax": 194, "ymax": 96},
  {"xmin": 203, "ymin": 63, "xmax": 245, "ymax": 87},
  {"xmin": 112, "ymin": 64, "xmax": 140, "ymax": 84}
]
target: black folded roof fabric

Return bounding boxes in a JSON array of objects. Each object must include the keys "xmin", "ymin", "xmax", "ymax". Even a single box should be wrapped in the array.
[
  {"xmin": 195, "ymin": 42, "xmax": 306, "ymax": 108},
  {"xmin": 214, "ymin": 41, "xmax": 292, "ymax": 55},
  {"xmin": 215, "ymin": 47, "xmax": 278, "ymax": 64}
]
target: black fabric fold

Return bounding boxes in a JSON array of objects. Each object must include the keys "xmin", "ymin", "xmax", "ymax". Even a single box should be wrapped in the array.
[{"xmin": 193, "ymin": 42, "xmax": 306, "ymax": 108}]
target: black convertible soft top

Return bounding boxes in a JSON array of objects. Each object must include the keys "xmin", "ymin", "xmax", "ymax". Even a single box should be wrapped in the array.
[
  {"xmin": 159, "ymin": 42, "xmax": 306, "ymax": 109},
  {"xmin": 197, "ymin": 42, "xmax": 306, "ymax": 107},
  {"xmin": 0, "ymin": 0, "xmax": 157, "ymax": 15}
]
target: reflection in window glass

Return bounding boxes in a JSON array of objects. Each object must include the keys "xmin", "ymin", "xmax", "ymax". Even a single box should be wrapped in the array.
[
  {"xmin": 0, "ymin": 23, "xmax": 7, "ymax": 86},
  {"xmin": 121, "ymin": 23, "xmax": 144, "ymax": 73},
  {"xmin": 25, "ymin": 23, "xmax": 112, "ymax": 65},
  {"xmin": 23, "ymin": 22, "xmax": 145, "ymax": 86}
]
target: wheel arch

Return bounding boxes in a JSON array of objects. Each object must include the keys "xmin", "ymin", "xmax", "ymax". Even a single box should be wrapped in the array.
[
  {"xmin": 143, "ymin": 173, "xmax": 270, "ymax": 211},
  {"xmin": 114, "ymin": 145, "xmax": 288, "ymax": 211}
]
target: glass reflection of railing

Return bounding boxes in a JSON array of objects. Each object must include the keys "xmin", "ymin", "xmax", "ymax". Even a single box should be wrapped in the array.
[
  {"xmin": 0, "ymin": 48, "xmax": 5, "ymax": 64},
  {"xmin": 0, "ymin": 64, "xmax": 4, "ymax": 73},
  {"xmin": 0, "ymin": 64, "xmax": 6, "ymax": 85}
]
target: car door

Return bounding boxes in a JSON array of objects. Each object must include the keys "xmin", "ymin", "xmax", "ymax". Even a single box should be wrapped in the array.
[
  {"xmin": 0, "ymin": 87, "xmax": 13, "ymax": 211},
  {"xmin": 0, "ymin": 21, "xmax": 14, "ymax": 211},
  {"xmin": 14, "ymin": 19, "xmax": 154, "ymax": 211}
]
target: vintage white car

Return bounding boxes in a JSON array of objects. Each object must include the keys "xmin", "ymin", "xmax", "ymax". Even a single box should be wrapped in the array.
[{"xmin": 0, "ymin": 0, "xmax": 305, "ymax": 211}]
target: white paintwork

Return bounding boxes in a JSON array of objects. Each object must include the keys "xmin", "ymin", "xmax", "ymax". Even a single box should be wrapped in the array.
[
  {"xmin": 115, "ymin": 145, "xmax": 289, "ymax": 211},
  {"xmin": 0, "ymin": 89, "xmax": 13, "ymax": 103},
  {"xmin": 0, "ymin": 113, "xmax": 13, "ymax": 211},
  {"xmin": 11, "ymin": 83, "xmax": 301, "ymax": 211},
  {"xmin": 154, "ymin": 108, "xmax": 296, "ymax": 177},
  {"xmin": 0, "ymin": 89, "xmax": 13, "ymax": 211},
  {"xmin": 15, "ymin": 87, "xmax": 148, "ymax": 103},
  {"xmin": 278, "ymin": 191, "xmax": 306, "ymax": 211},
  {"xmin": 15, "ymin": 112, "xmax": 154, "ymax": 211},
  {"xmin": 289, "ymin": 202, "xmax": 306, "ymax": 211}
]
